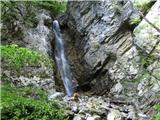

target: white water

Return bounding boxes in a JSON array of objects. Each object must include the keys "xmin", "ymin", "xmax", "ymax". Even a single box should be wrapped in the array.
[{"xmin": 53, "ymin": 20, "xmax": 73, "ymax": 96}]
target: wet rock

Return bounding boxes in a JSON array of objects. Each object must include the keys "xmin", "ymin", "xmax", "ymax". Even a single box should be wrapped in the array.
[
  {"xmin": 48, "ymin": 92, "xmax": 64, "ymax": 100},
  {"xmin": 71, "ymin": 105, "xmax": 79, "ymax": 113},
  {"xmin": 107, "ymin": 109, "xmax": 123, "ymax": 120},
  {"xmin": 87, "ymin": 115, "xmax": 101, "ymax": 120},
  {"xmin": 73, "ymin": 114, "xmax": 85, "ymax": 120},
  {"xmin": 61, "ymin": 94, "xmax": 153, "ymax": 120},
  {"xmin": 64, "ymin": 3, "xmax": 159, "ymax": 114}
]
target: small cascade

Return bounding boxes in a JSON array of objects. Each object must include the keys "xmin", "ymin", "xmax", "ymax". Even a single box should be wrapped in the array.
[{"xmin": 53, "ymin": 20, "xmax": 73, "ymax": 97}]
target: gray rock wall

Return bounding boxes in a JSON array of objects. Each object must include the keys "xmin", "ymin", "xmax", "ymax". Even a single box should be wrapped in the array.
[
  {"xmin": 24, "ymin": 10, "xmax": 53, "ymax": 55},
  {"xmin": 65, "ymin": 0, "xmax": 139, "ymax": 93},
  {"xmin": 64, "ymin": 0, "xmax": 160, "ymax": 100}
]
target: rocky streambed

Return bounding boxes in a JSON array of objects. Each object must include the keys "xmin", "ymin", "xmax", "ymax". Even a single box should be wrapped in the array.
[{"xmin": 49, "ymin": 91, "xmax": 157, "ymax": 120}]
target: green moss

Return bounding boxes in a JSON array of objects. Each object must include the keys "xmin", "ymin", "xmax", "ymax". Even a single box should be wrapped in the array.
[
  {"xmin": 154, "ymin": 104, "xmax": 160, "ymax": 120},
  {"xmin": 1, "ymin": 83, "xmax": 68, "ymax": 120},
  {"xmin": 1, "ymin": 44, "xmax": 54, "ymax": 70}
]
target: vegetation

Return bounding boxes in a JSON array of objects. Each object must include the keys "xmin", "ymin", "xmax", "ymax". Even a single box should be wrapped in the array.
[
  {"xmin": 1, "ymin": 82, "xmax": 68, "ymax": 120},
  {"xmin": 1, "ymin": 44, "xmax": 54, "ymax": 70},
  {"xmin": 1, "ymin": 1, "xmax": 37, "ymax": 41},
  {"xmin": 140, "ymin": 53, "xmax": 156, "ymax": 68},
  {"xmin": 1, "ymin": 1, "xmax": 67, "ymax": 41},
  {"xmin": 133, "ymin": 0, "xmax": 151, "ymax": 13},
  {"xmin": 154, "ymin": 104, "xmax": 160, "ymax": 120},
  {"xmin": 129, "ymin": 18, "xmax": 141, "ymax": 26},
  {"xmin": 34, "ymin": 1, "xmax": 67, "ymax": 16}
]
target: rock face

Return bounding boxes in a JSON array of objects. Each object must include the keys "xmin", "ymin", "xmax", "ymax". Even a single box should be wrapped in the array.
[
  {"xmin": 64, "ymin": 0, "xmax": 160, "ymax": 102},
  {"xmin": 24, "ymin": 10, "xmax": 53, "ymax": 55},
  {"xmin": 133, "ymin": 0, "xmax": 160, "ymax": 101},
  {"xmin": 62, "ymin": 1, "xmax": 160, "ymax": 118},
  {"xmin": 64, "ymin": 0, "xmax": 139, "ymax": 93}
]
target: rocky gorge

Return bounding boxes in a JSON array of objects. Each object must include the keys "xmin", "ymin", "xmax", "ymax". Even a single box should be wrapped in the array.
[{"xmin": 1, "ymin": 0, "xmax": 160, "ymax": 120}]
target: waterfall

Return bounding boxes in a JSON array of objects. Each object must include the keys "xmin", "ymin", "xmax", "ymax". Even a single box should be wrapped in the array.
[{"xmin": 53, "ymin": 20, "xmax": 73, "ymax": 97}]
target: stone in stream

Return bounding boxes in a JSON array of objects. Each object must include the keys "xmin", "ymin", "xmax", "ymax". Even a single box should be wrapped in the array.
[
  {"xmin": 73, "ymin": 114, "xmax": 85, "ymax": 120},
  {"xmin": 87, "ymin": 115, "xmax": 101, "ymax": 120},
  {"xmin": 48, "ymin": 92, "xmax": 64, "ymax": 100},
  {"xmin": 107, "ymin": 109, "xmax": 124, "ymax": 120}
]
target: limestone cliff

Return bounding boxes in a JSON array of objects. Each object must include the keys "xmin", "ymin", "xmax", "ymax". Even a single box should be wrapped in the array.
[{"xmin": 63, "ymin": 0, "xmax": 160, "ymax": 101}]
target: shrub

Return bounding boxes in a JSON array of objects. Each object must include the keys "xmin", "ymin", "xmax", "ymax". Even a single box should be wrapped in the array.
[
  {"xmin": 34, "ymin": 1, "xmax": 67, "ymax": 16},
  {"xmin": 1, "ymin": 44, "xmax": 54, "ymax": 70},
  {"xmin": 1, "ymin": 83, "xmax": 68, "ymax": 120},
  {"xmin": 129, "ymin": 18, "xmax": 141, "ymax": 26}
]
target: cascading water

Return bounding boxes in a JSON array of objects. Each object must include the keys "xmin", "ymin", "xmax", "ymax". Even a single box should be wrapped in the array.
[{"xmin": 53, "ymin": 20, "xmax": 73, "ymax": 97}]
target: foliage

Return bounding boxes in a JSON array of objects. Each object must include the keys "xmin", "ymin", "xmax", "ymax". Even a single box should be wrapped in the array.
[
  {"xmin": 1, "ymin": 1, "xmax": 37, "ymax": 41},
  {"xmin": 1, "ymin": 1, "xmax": 38, "ymax": 27},
  {"xmin": 139, "ymin": 53, "xmax": 155, "ymax": 68},
  {"xmin": 1, "ymin": 44, "xmax": 54, "ymax": 70},
  {"xmin": 1, "ymin": 1, "xmax": 67, "ymax": 41},
  {"xmin": 133, "ymin": 0, "xmax": 151, "ymax": 13},
  {"xmin": 154, "ymin": 104, "xmax": 160, "ymax": 120},
  {"xmin": 34, "ymin": 1, "xmax": 67, "ymax": 16},
  {"xmin": 129, "ymin": 18, "xmax": 141, "ymax": 25},
  {"xmin": 1, "ymin": 83, "xmax": 68, "ymax": 120}
]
